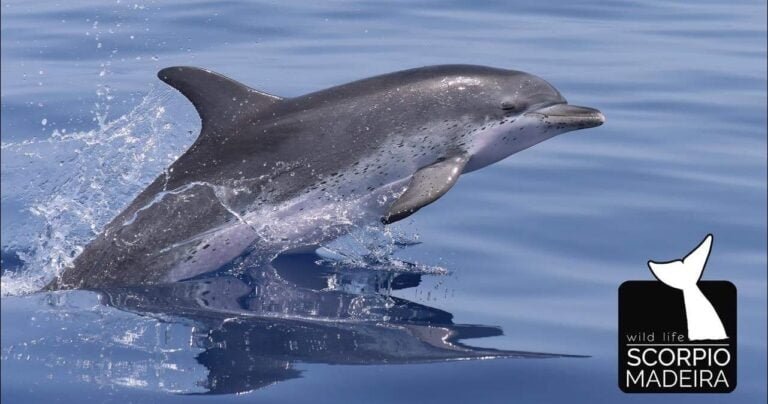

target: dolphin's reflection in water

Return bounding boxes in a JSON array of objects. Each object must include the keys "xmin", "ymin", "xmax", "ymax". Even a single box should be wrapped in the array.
[{"xmin": 95, "ymin": 253, "xmax": 566, "ymax": 395}]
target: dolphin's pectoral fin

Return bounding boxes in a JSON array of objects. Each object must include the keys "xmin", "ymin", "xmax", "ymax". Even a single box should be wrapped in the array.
[
  {"xmin": 383, "ymin": 155, "xmax": 469, "ymax": 224},
  {"xmin": 158, "ymin": 66, "xmax": 283, "ymax": 135}
]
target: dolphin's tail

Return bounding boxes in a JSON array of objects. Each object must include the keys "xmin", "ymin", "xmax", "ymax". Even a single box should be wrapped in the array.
[{"xmin": 647, "ymin": 234, "xmax": 727, "ymax": 341}]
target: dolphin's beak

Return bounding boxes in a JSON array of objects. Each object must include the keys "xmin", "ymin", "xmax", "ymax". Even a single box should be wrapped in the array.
[{"xmin": 528, "ymin": 103, "xmax": 605, "ymax": 129}]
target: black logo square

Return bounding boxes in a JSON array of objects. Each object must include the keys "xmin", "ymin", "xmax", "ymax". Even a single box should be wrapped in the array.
[{"xmin": 618, "ymin": 281, "xmax": 736, "ymax": 393}]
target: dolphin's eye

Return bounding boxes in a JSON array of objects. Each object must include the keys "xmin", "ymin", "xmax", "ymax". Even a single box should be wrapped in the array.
[{"xmin": 500, "ymin": 101, "xmax": 519, "ymax": 111}]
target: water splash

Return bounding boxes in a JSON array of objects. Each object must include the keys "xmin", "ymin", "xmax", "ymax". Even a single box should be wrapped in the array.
[
  {"xmin": 1, "ymin": 87, "xmax": 199, "ymax": 296},
  {"xmin": 319, "ymin": 224, "xmax": 448, "ymax": 275}
]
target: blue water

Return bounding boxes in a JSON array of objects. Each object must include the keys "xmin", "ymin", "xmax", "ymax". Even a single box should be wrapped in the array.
[{"xmin": 2, "ymin": 0, "xmax": 766, "ymax": 402}]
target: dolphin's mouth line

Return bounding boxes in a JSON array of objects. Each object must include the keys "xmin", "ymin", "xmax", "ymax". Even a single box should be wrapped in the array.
[{"xmin": 524, "ymin": 103, "xmax": 605, "ymax": 128}]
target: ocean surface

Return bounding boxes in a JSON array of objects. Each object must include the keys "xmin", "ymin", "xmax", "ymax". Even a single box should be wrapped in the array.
[{"xmin": 1, "ymin": 0, "xmax": 766, "ymax": 402}]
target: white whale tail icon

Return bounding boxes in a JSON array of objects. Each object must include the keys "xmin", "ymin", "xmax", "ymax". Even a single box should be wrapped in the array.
[{"xmin": 647, "ymin": 234, "xmax": 728, "ymax": 341}]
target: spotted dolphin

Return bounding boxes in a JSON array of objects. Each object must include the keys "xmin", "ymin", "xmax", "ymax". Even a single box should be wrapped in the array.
[{"xmin": 46, "ymin": 65, "xmax": 604, "ymax": 290}]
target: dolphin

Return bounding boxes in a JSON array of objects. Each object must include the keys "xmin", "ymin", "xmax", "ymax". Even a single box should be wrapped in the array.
[{"xmin": 46, "ymin": 64, "xmax": 604, "ymax": 290}]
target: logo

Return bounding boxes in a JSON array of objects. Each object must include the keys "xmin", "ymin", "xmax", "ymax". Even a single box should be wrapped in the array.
[{"xmin": 619, "ymin": 234, "xmax": 736, "ymax": 393}]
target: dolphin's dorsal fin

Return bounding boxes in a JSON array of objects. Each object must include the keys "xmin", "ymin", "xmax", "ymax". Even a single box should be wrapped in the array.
[{"xmin": 158, "ymin": 66, "xmax": 282, "ymax": 136}]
